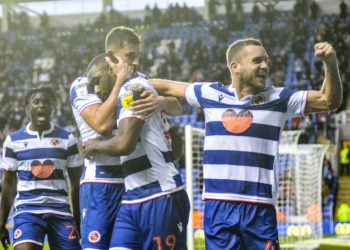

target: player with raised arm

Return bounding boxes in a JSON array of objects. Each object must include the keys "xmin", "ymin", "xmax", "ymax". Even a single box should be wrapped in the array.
[
  {"xmin": 138, "ymin": 39, "xmax": 341, "ymax": 249},
  {"xmin": 0, "ymin": 86, "xmax": 82, "ymax": 250},
  {"xmin": 83, "ymin": 54, "xmax": 190, "ymax": 249}
]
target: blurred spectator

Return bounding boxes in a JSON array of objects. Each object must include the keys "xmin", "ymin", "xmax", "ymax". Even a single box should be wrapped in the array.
[
  {"xmin": 337, "ymin": 203, "xmax": 350, "ymax": 221},
  {"xmin": 251, "ymin": 0, "xmax": 261, "ymax": 23},
  {"xmin": 260, "ymin": 0, "xmax": 279, "ymax": 26},
  {"xmin": 310, "ymin": 0, "xmax": 320, "ymax": 21},
  {"xmin": 208, "ymin": 0, "xmax": 219, "ymax": 21},
  {"xmin": 340, "ymin": 143, "xmax": 350, "ymax": 176},
  {"xmin": 340, "ymin": 0, "xmax": 348, "ymax": 20}
]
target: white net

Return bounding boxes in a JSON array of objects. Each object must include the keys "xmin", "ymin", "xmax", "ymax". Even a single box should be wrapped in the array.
[
  {"xmin": 185, "ymin": 126, "xmax": 327, "ymax": 250},
  {"xmin": 280, "ymin": 130, "xmax": 302, "ymax": 145},
  {"xmin": 277, "ymin": 145, "xmax": 328, "ymax": 249}
]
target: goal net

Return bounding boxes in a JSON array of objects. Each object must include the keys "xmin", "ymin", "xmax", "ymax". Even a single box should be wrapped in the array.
[{"xmin": 185, "ymin": 125, "xmax": 328, "ymax": 249}]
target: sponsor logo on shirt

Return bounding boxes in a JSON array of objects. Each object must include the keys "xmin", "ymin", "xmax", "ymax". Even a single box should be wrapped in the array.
[
  {"xmin": 222, "ymin": 109, "xmax": 253, "ymax": 133},
  {"xmin": 121, "ymin": 90, "xmax": 133, "ymax": 108}
]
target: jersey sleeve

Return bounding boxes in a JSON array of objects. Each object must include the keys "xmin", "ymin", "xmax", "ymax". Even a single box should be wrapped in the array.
[
  {"xmin": 70, "ymin": 77, "xmax": 102, "ymax": 113},
  {"xmin": 185, "ymin": 82, "xmax": 203, "ymax": 108},
  {"xmin": 1, "ymin": 135, "xmax": 18, "ymax": 171},
  {"xmin": 286, "ymin": 90, "xmax": 308, "ymax": 117},
  {"xmin": 66, "ymin": 134, "xmax": 83, "ymax": 168}
]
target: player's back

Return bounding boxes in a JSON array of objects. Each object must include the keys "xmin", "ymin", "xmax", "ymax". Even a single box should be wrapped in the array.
[
  {"xmin": 117, "ymin": 78, "xmax": 183, "ymax": 204},
  {"xmin": 69, "ymin": 76, "xmax": 123, "ymax": 185}
]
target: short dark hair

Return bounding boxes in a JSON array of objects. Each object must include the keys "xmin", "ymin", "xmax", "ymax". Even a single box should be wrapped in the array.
[
  {"xmin": 86, "ymin": 53, "xmax": 116, "ymax": 86},
  {"xmin": 105, "ymin": 26, "xmax": 141, "ymax": 53},
  {"xmin": 226, "ymin": 38, "xmax": 262, "ymax": 66},
  {"xmin": 25, "ymin": 86, "xmax": 56, "ymax": 106}
]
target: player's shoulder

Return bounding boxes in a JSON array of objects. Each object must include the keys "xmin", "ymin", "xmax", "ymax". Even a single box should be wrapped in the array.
[
  {"xmin": 134, "ymin": 71, "xmax": 148, "ymax": 79},
  {"xmin": 70, "ymin": 76, "xmax": 88, "ymax": 90},
  {"xmin": 193, "ymin": 81, "xmax": 229, "ymax": 94},
  {"xmin": 7, "ymin": 127, "xmax": 28, "ymax": 142},
  {"xmin": 70, "ymin": 76, "xmax": 97, "ymax": 103},
  {"xmin": 50, "ymin": 125, "xmax": 73, "ymax": 140},
  {"xmin": 193, "ymin": 81, "xmax": 224, "ymax": 88},
  {"xmin": 260, "ymin": 86, "xmax": 300, "ymax": 103},
  {"xmin": 124, "ymin": 76, "xmax": 153, "ymax": 91}
]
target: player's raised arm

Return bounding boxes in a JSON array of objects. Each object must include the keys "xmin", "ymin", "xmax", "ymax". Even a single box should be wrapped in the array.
[
  {"xmin": 305, "ymin": 42, "xmax": 342, "ymax": 113},
  {"xmin": 149, "ymin": 79, "xmax": 190, "ymax": 97},
  {"xmin": 0, "ymin": 170, "xmax": 17, "ymax": 249},
  {"xmin": 79, "ymin": 55, "xmax": 133, "ymax": 135}
]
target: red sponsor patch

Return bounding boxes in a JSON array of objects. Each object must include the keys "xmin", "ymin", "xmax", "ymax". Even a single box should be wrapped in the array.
[
  {"xmin": 222, "ymin": 109, "xmax": 253, "ymax": 134},
  {"xmin": 30, "ymin": 160, "xmax": 55, "ymax": 179}
]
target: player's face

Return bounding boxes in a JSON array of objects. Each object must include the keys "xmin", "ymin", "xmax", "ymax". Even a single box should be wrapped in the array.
[
  {"xmin": 236, "ymin": 45, "xmax": 269, "ymax": 93},
  {"xmin": 27, "ymin": 92, "xmax": 53, "ymax": 130},
  {"xmin": 112, "ymin": 41, "xmax": 141, "ymax": 73}
]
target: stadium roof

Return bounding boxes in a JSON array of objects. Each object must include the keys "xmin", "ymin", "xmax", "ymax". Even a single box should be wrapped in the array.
[{"xmin": 0, "ymin": 0, "xmax": 205, "ymax": 16}]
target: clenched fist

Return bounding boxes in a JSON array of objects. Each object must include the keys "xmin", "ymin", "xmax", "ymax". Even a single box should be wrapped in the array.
[{"xmin": 314, "ymin": 42, "xmax": 337, "ymax": 64}]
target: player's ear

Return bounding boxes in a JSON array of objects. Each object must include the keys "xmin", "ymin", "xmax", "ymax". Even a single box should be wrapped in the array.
[{"xmin": 230, "ymin": 62, "xmax": 240, "ymax": 73}]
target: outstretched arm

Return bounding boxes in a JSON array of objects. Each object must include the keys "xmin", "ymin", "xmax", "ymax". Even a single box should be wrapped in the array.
[
  {"xmin": 130, "ymin": 91, "xmax": 183, "ymax": 118},
  {"xmin": 81, "ymin": 57, "xmax": 133, "ymax": 135},
  {"xmin": 0, "ymin": 171, "xmax": 17, "ymax": 249},
  {"xmin": 305, "ymin": 42, "xmax": 342, "ymax": 113},
  {"xmin": 83, "ymin": 118, "xmax": 143, "ymax": 157},
  {"xmin": 149, "ymin": 79, "xmax": 190, "ymax": 97}
]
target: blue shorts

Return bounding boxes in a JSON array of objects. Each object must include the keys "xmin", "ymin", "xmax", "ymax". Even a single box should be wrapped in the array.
[
  {"xmin": 13, "ymin": 212, "xmax": 80, "ymax": 249},
  {"xmin": 109, "ymin": 190, "xmax": 190, "ymax": 250},
  {"xmin": 204, "ymin": 200, "xmax": 280, "ymax": 250},
  {"xmin": 80, "ymin": 183, "xmax": 124, "ymax": 250}
]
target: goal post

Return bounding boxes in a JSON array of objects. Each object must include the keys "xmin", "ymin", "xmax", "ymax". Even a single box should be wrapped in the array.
[{"xmin": 185, "ymin": 125, "xmax": 328, "ymax": 250}]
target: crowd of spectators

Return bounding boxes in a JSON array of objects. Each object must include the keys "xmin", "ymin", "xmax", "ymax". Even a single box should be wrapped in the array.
[{"xmin": 0, "ymin": 0, "xmax": 349, "ymax": 147}]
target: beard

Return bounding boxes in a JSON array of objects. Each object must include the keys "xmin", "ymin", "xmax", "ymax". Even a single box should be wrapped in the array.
[{"xmin": 239, "ymin": 72, "xmax": 266, "ymax": 93}]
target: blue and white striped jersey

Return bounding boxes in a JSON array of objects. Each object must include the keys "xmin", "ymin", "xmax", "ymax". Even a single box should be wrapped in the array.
[
  {"xmin": 1, "ymin": 123, "xmax": 83, "ymax": 216},
  {"xmin": 185, "ymin": 82, "xmax": 307, "ymax": 204},
  {"xmin": 117, "ymin": 77, "xmax": 184, "ymax": 204},
  {"xmin": 70, "ymin": 76, "xmax": 123, "ymax": 184}
]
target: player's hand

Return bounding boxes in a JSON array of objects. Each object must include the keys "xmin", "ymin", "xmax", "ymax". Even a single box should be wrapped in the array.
[
  {"xmin": 82, "ymin": 139, "xmax": 100, "ymax": 158},
  {"xmin": 314, "ymin": 42, "xmax": 337, "ymax": 64},
  {"xmin": 105, "ymin": 56, "xmax": 134, "ymax": 85},
  {"xmin": 0, "ymin": 227, "xmax": 10, "ymax": 250},
  {"xmin": 130, "ymin": 91, "xmax": 163, "ymax": 119}
]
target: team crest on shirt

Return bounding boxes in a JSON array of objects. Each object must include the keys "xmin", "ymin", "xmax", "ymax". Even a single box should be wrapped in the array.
[
  {"xmin": 221, "ymin": 109, "xmax": 253, "ymax": 134},
  {"xmin": 51, "ymin": 138, "xmax": 61, "ymax": 146},
  {"xmin": 88, "ymin": 231, "xmax": 101, "ymax": 243},
  {"xmin": 14, "ymin": 229, "xmax": 22, "ymax": 239}
]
